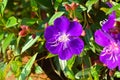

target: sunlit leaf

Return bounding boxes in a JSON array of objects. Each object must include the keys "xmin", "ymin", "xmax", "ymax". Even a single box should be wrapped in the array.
[
  {"xmin": 21, "ymin": 18, "xmax": 37, "ymax": 26},
  {"xmin": 59, "ymin": 59, "xmax": 75, "ymax": 79},
  {"xmin": 35, "ymin": 65, "xmax": 43, "ymax": 74},
  {"xmin": 0, "ymin": 0, "xmax": 8, "ymax": 15},
  {"xmin": 54, "ymin": 0, "xmax": 62, "ymax": 11},
  {"xmin": 21, "ymin": 35, "xmax": 39, "ymax": 53},
  {"xmin": 107, "ymin": 3, "xmax": 120, "ymax": 14},
  {"xmin": 6, "ymin": 16, "xmax": 17, "ymax": 28},
  {"xmin": 18, "ymin": 53, "xmax": 38, "ymax": 80},
  {"xmin": 48, "ymin": 12, "xmax": 64, "ymax": 25},
  {"xmin": 67, "ymin": 56, "xmax": 75, "ymax": 69},
  {"xmin": 75, "ymin": 68, "xmax": 91, "ymax": 79},
  {"xmin": 2, "ymin": 33, "xmax": 14, "ymax": 53},
  {"xmin": 86, "ymin": 0, "xmax": 98, "ymax": 12}
]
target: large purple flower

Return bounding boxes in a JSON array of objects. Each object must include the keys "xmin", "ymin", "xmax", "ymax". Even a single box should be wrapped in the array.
[
  {"xmin": 44, "ymin": 16, "xmax": 84, "ymax": 60},
  {"xmin": 94, "ymin": 12, "xmax": 120, "ymax": 70}
]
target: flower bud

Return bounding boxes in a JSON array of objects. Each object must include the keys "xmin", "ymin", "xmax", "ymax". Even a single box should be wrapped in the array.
[{"xmin": 19, "ymin": 30, "xmax": 27, "ymax": 37}]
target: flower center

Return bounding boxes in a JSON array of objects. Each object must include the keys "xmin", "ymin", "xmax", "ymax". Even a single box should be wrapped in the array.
[{"xmin": 58, "ymin": 33, "xmax": 69, "ymax": 42}]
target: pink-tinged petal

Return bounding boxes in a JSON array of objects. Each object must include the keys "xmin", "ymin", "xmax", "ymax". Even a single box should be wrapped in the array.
[
  {"xmin": 102, "ymin": 12, "xmax": 116, "ymax": 32},
  {"xmin": 69, "ymin": 37, "xmax": 84, "ymax": 54},
  {"xmin": 54, "ymin": 16, "xmax": 70, "ymax": 32},
  {"xmin": 94, "ymin": 29, "xmax": 110, "ymax": 47},
  {"xmin": 44, "ymin": 26, "xmax": 58, "ymax": 40},
  {"xmin": 67, "ymin": 21, "xmax": 83, "ymax": 36},
  {"xmin": 106, "ymin": 59, "xmax": 117, "ymax": 70},
  {"xmin": 45, "ymin": 39, "xmax": 62, "ymax": 54},
  {"xmin": 100, "ymin": 50, "xmax": 118, "ymax": 70}
]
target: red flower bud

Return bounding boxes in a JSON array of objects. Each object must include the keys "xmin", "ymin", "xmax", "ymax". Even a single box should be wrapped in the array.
[
  {"xmin": 71, "ymin": 2, "xmax": 79, "ymax": 10},
  {"xmin": 64, "ymin": 4, "xmax": 72, "ymax": 11},
  {"xmin": 19, "ymin": 30, "xmax": 28, "ymax": 37}
]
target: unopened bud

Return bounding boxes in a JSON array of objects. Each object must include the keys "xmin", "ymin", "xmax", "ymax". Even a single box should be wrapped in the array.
[
  {"xmin": 19, "ymin": 30, "xmax": 28, "ymax": 37},
  {"xmin": 71, "ymin": 2, "xmax": 79, "ymax": 10}
]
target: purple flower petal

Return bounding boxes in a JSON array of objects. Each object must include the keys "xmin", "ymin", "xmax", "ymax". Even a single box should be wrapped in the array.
[
  {"xmin": 106, "ymin": 2, "xmax": 113, "ymax": 8},
  {"xmin": 94, "ymin": 29, "xmax": 110, "ymax": 47},
  {"xmin": 100, "ymin": 51, "xmax": 117, "ymax": 69},
  {"xmin": 102, "ymin": 12, "xmax": 116, "ymax": 32},
  {"xmin": 67, "ymin": 21, "xmax": 83, "ymax": 36},
  {"xmin": 69, "ymin": 37, "xmax": 84, "ymax": 54},
  {"xmin": 54, "ymin": 16, "xmax": 70, "ymax": 32},
  {"xmin": 59, "ymin": 44, "xmax": 73, "ymax": 60},
  {"xmin": 46, "ymin": 38, "xmax": 62, "ymax": 54},
  {"xmin": 44, "ymin": 26, "xmax": 58, "ymax": 40},
  {"xmin": 59, "ymin": 37, "xmax": 84, "ymax": 60}
]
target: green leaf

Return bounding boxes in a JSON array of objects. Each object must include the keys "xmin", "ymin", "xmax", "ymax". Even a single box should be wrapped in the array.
[
  {"xmin": 0, "ymin": 0, "xmax": 8, "ymax": 16},
  {"xmin": 21, "ymin": 35, "xmax": 39, "ymax": 53},
  {"xmin": 107, "ymin": 3, "xmax": 120, "ymax": 14},
  {"xmin": 54, "ymin": 0, "xmax": 62, "ymax": 11},
  {"xmin": 59, "ymin": 59, "xmax": 75, "ymax": 79},
  {"xmin": 21, "ymin": 18, "xmax": 37, "ymax": 26},
  {"xmin": 30, "ymin": 0, "xmax": 38, "ymax": 11},
  {"xmin": 75, "ymin": 68, "xmax": 91, "ymax": 79},
  {"xmin": 18, "ymin": 53, "xmax": 38, "ymax": 80},
  {"xmin": 114, "ymin": 71, "xmax": 120, "ymax": 78},
  {"xmin": 91, "ymin": 66, "xmax": 99, "ymax": 80},
  {"xmin": 48, "ymin": 12, "xmax": 64, "ymax": 25},
  {"xmin": 0, "ymin": 32, "xmax": 4, "ymax": 42},
  {"xmin": 46, "ymin": 53, "xmax": 57, "ymax": 59},
  {"xmin": 35, "ymin": 65, "xmax": 43, "ymax": 74},
  {"xmin": 85, "ymin": 0, "xmax": 98, "ymax": 12},
  {"xmin": 2, "ymin": 33, "xmax": 14, "ymax": 53},
  {"xmin": 0, "ymin": 69, "xmax": 5, "ymax": 80},
  {"xmin": 67, "ymin": 56, "xmax": 75, "ymax": 69},
  {"xmin": 6, "ymin": 16, "xmax": 18, "ymax": 28},
  {"xmin": 11, "ymin": 61, "xmax": 22, "ymax": 76}
]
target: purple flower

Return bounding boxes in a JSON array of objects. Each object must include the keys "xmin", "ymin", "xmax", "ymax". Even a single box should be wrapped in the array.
[
  {"xmin": 95, "ymin": 12, "xmax": 120, "ymax": 70},
  {"xmin": 44, "ymin": 16, "xmax": 84, "ymax": 60}
]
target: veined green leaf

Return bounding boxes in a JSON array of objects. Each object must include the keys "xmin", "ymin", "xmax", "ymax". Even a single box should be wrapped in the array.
[{"xmin": 18, "ymin": 53, "xmax": 38, "ymax": 80}]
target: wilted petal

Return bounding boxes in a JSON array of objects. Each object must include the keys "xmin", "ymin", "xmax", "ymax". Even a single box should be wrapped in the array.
[
  {"xmin": 94, "ymin": 29, "xmax": 110, "ymax": 47},
  {"xmin": 102, "ymin": 12, "xmax": 116, "ymax": 32},
  {"xmin": 67, "ymin": 21, "xmax": 83, "ymax": 36},
  {"xmin": 54, "ymin": 16, "xmax": 70, "ymax": 32}
]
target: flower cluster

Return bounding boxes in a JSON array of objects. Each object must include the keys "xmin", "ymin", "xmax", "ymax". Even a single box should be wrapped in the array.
[
  {"xmin": 94, "ymin": 12, "xmax": 120, "ymax": 70},
  {"xmin": 44, "ymin": 16, "xmax": 84, "ymax": 60}
]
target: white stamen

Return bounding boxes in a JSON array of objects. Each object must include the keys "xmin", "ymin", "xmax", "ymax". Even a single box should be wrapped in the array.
[
  {"xmin": 58, "ymin": 33, "xmax": 69, "ymax": 42},
  {"xmin": 100, "ymin": 19, "xmax": 108, "ymax": 26}
]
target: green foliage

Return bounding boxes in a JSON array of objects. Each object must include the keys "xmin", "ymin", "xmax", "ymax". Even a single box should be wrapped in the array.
[
  {"xmin": 21, "ymin": 35, "xmax": 39, "ymax": 53},
  {"xmin": 48, "ymin": 11, "xmax": 64, "ymax": 25},
  {"xmin": 18, "ymin": 53, "xmax": 38, "ymax": 80},
  {"xmin": 2, "ymin": 33, "xmax": 14, "ymax": 53},
  {"xmin": 0, "ymin": 0, "xmax": 8, "ymax": 16},
  {"xmin": 0, "ymin": 0, "xmax": 120, "ymax": 80},
  {"xmin": 6, "ymin": 16, "xmax": 17, "ymax": 28}
]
